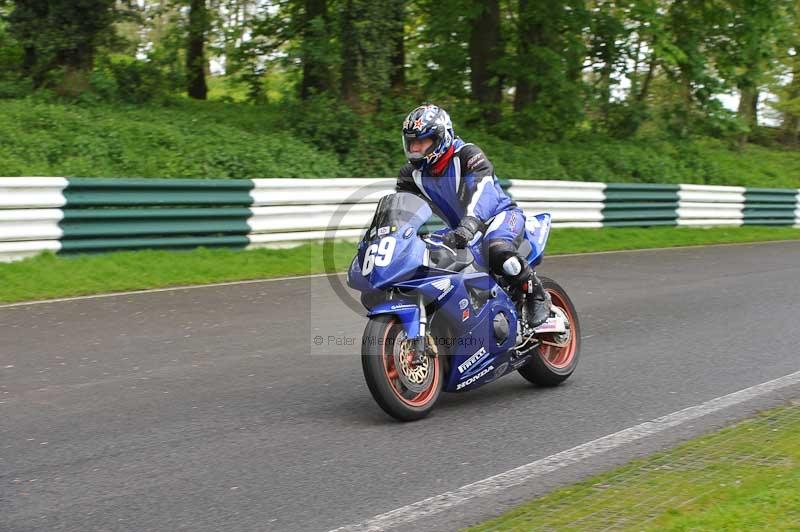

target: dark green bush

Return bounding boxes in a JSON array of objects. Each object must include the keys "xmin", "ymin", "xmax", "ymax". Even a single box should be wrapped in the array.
[
  {"xmin": 90, "ymin": 55, "xmax": 172, "ymax": 103},
  {"xmin": 1, "ymin": 97, "xmax": 799, "ymax": 188}
]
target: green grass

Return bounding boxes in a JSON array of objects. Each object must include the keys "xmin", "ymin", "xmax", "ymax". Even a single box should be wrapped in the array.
[
  {"xmin": 2, "ymin": 96, "xmax": 800, "ymax": 187},
  {"xmin": 1, "ymin": 226, "xmax": 799, "ymax": 304},
  {"xmin": 544, "ymin": 225, "xmax": 800, "ymax": 254},
  {"xmin": 0, "ymin": 242, "xmax": 356, "ymax": 303},
  {"xmin": 466, "ymin": 404, "xmax": 800, "ymax": 531}
]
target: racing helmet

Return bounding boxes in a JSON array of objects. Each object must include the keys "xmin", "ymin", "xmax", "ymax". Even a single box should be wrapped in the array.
[{"xmin": 402, "ymin": 104, "xmax": 455, "ymax": 169}]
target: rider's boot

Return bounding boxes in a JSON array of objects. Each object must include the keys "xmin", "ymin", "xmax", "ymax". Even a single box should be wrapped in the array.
[
  {"xmin": 521, "ymin": 272, "xmax": 551, "ymax": 328},
  {"xmin": 501, "ymin": 257, "xmax": 551, "ymax": 327}
]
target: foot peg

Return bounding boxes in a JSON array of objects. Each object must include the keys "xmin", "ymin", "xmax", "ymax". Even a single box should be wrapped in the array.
[{"xmin": 533, "ymin": 315, "xmax": 567, "ymax": 334}]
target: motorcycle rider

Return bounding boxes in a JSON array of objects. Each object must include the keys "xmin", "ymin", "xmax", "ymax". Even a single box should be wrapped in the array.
[{"xmin": 396, "ymin": 103, "xmax": 551, "ymax": 327}]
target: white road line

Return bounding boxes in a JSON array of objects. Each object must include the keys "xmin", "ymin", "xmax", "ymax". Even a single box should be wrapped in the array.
[
  {"xmin": 329, "ymin": 369, "xmax": 800, "ymax": 532},
  {"xmin": 1, "ymin": 239, "xmax": 796, "ymax": 309}
]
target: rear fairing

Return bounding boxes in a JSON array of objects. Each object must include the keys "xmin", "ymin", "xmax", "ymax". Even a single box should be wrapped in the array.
[{"xmin": 524, "ymin": 213, "xmax": 552, "ymax": 266}]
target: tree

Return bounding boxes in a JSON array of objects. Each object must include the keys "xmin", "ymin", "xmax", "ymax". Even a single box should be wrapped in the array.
[
  {"xmin": 8, "ymin": 0, "xmax": 116, "ymax": 93},
  {"xmin": 339, "ymin": 0, "xmax": 356, "ymax": 103},
  {"xmin": 337, "ymin": 1, "xmax": 402, "ymax": 108},
  {"xmin": 389, "ymin": 0, "xmax": 405, "ymax": 92},
  {"xmin": 767, "ymin": 3, "xmax": 800, "ymax": 144},
  {"xmin": 512, "ymin": 0, "xmax": 588, "ymax": 138},
  {"xmin": 649, "ymin": 0, "xmax": 729, "ymax": 137},
  {"xmin": 226, "ymin": 1, "xmax": 299, "ymax": 103},
  {"xmin": 715, "ymin": 0, "xmax": 791, "ymax": 145},
  {"xmin": 587, "ymin": 0, "xmax": 629, "ymax": 123},
  {"xmin": 627, "ymin": 0, "xmax": 661, "ymax": 105},
  {"xmin": 777, "ymin": 50, "xmax": 800, "ymax": 143},
  {"xmin": 300, "ymin": 0, "xmax": 331, "ymax": 99},
  {"xmin": 468, "ymin": 0, "xmax": 502, "ymax": 124},
  {"xmin": 186, "ymin": 0, "xmax": 209, "ymax": 99},
  {"xmin": 411, "ymin": 0, "xmax": 471, "ymax": 102}
]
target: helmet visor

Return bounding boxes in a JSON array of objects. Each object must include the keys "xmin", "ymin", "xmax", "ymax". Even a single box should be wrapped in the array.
[{"xmin": 403, "ymin": 131, "xmax": 439, "ymax": 164}]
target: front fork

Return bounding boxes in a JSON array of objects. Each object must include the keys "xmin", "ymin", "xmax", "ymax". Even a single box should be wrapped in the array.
[{"xmin": 411, "ymin": 293, "xmax": 429, "ymax": 365}]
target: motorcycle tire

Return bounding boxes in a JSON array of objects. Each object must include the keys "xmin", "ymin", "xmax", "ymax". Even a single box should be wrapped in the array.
[
  {"xmin": 361, "ymin": 315, "xmax": 442, "ymax": 422},
  {"xmin": 518, "ymin": 276, "xmax": 581, "ymax": 386}
]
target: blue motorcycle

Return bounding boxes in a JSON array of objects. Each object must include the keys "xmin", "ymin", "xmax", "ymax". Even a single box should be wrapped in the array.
[{"xmin": 347, "ymin": 192, "xmax": 580, "ymax": 421}]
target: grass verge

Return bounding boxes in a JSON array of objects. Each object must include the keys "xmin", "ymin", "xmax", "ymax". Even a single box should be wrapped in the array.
[
  {"xmin": 1, "ymin": 226, "xmax": 799, "ymax": 304},
  {"xmin": 466, "ymin": 403, "xmax": 800, "ymax": 531}
]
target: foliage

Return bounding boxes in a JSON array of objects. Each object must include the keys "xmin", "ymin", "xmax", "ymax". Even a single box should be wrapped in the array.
[
  {"xmin": 3, "ymin": 98, "xmax": 800, "ymax": 188},
  {"xmin": 0, "ymin": 5, "xmax": 22, "ymax": 87},
  {"xmin": 508, "ymin": 0, "xmax": 590, "ymax": 139},
  {"xmin": 89, "ymin": 55, "xmax": 174, "ymax": 103},
  {"xmin": 407, "ymin": 0, "xmax": 473, "ymax": 103},
  {"xmin": 6, "ymin": 0, "xmax": 117, "ymax": 93},
  {"xmin": 0, "ymin": 98, "xmax": 346, "ymax": 178},
  {"xmin": 2, "ymin": 0, "xmax": 800, "ymax": 171}
]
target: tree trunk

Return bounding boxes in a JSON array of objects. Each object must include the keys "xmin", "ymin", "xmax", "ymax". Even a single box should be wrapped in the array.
[
  {"xmin": 339, "ymin": 0, "xmax": 357, "ymax": 103},
  {"xmin": 9, "ymin": 0, "xmax": 114, "ymax": 93},
  {"xmin": 514, "ymin": 0, "xmax": 533, "ymax": 112},
  {"xmin": 674, "ymin": 63, "xmax": 694, "ymax": 137},
  {"xmin": 737, "ymin": 84, "xmax": 759, "ymax": 146},
  {"xmin": 468, "ymin": 0, "xmax": 502, "ymax": 124},
  {"xmin": 780, "ymin": 55, "xmax": 800, "ymax": 144},
  {"xmin": 22, "ymin": 46, "xmax": 39, "ymax": 86},
  {"xmin": 598, "ymin": 62, "xmax": 613, "ymax": 122},
  {"xmin": 186, "ymin": 0, "xmax": 209, "ymax": 100},
  {"xmin": 635, "ymin": 52, "xmax": 656, "ymax": 103},
  {"xmin": 514, "ymin": 0, "xmax": 553, "ymax": 113},
  {"xmin": 782, "ymin": 113, "xmax": 800, "ymax": 145},
  {"xmin": 301, "ymin": 0, "xmax": 330, "ymax": 99},
  {"xmin": 389, "ymin": 1, "xmax": 405, "ymax": 92},
  {"xmin": 630, "ymin": 37, "xmax": 642, "ymax": 97}
]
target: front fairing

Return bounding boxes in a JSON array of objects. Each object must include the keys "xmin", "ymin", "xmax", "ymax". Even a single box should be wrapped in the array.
[
  {"xmin": 360, "ymin": 235, "xmax": 427, "ymax": 289},
  {"xmin": 347, "ymin": 193, "xmax": 433, "ymax": 292}
]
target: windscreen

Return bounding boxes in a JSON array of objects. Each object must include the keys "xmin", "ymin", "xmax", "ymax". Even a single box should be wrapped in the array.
[{"xmin": 364, "ymin": 192, "xmax": 432, "ymax": 240}]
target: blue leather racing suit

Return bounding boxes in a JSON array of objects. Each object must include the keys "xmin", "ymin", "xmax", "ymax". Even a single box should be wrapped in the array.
[{"xmin": 396, "ymin": 138, "xmax": 526, "ymax": 248}]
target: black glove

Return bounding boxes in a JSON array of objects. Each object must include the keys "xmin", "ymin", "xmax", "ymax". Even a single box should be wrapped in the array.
[
  {"xmin": 443, "ymin": 226, "xmax": 472, "ymax": 249},
  {"xmin": 442, "ymin": 216, "xmax": 483, "ymax": 249}
]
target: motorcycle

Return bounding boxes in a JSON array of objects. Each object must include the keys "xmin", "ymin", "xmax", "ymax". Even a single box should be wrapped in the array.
[{"xmin": 346, "ymin": 192, "xmax": 580, "ymax": 421}]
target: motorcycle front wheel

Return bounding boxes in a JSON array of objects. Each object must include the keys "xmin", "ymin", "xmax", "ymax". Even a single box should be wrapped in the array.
[
  {"xmin": 518, "ymin": 276, "xmax": 581, "ymax": 386},
  {"xmin": 361, "ymin": 315, "xmax": 442, "ymax": 422}
]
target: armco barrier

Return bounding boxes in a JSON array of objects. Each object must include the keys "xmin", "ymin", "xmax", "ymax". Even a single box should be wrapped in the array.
[{"xmin": 1, "ymin": 177, "xmax": 799, "ymax": 262}]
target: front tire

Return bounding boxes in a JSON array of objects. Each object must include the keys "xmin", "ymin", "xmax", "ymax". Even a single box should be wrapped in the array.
[
  {"xmin": 518, "ymin": 276, "xmax": 581, "ymax": 386},
  {"xmin": 361, "ymin": 315, "xmax": 442, "ymax": 422}
]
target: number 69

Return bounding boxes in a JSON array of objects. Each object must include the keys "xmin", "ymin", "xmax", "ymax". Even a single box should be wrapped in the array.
[{"xmin": 362, "ymin": 237, "xmax": 397, "ymax": 275}]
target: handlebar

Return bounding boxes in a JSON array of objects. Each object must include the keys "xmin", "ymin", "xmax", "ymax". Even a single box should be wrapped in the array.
[{"xmin": 421, "ymin": 235, "xmax": 458, "ymax": 257}]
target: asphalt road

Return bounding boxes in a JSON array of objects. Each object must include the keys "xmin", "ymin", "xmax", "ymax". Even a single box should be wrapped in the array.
[{"xmin": 2, "ymin": 241, "xmax": 800, "ymax": 532}]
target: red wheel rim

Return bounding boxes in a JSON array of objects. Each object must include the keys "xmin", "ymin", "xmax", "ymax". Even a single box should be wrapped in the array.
[
  {"xmin": 381, "ymin": 319, "xmax": 440, "ymax": 407},
  {"xmin": 538, "ymin": 289, "xmax": 577, "ymax": 370}
]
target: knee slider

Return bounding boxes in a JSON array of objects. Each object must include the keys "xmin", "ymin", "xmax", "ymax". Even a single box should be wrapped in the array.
[{"xmin": 487, "ymin": 240, "xmax": 530, "ymax": 283}]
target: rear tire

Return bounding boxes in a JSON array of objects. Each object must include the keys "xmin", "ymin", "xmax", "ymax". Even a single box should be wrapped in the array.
[
  {"xmin": 362, "ymin": 315, "xmax": 442, "ymax": 421},
  {"xmin": 518, "ymin": 276, "xmax": 580, "ymax": 386}
]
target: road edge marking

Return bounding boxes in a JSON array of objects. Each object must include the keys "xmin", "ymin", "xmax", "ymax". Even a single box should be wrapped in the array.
[
  {"xmin": 329, "ymin": 369, "xmax": 800, "ymax": 532},
  {"xmin": 0, "ymin": 272, "xmax": 340, "ymax": 308}
]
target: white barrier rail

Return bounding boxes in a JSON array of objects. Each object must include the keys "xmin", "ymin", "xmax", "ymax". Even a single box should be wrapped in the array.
[{"xmin": 1, "ymin": 177, "xmax": 799, "ymax": 262}]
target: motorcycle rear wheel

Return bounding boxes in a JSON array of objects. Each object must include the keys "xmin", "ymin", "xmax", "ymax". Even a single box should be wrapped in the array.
[
  {"xmin": 518, "ymin": 276, "xmax": 581, "ymax": 386},
  {"xmin": 362, "ymin": 315, "xmax": 442, "ymax": 422}
]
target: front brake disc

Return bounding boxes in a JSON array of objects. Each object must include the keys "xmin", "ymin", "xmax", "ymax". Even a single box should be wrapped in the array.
[{"xmin": 393, "ymin": 333, "xmax": 435, "ymax": 393}]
